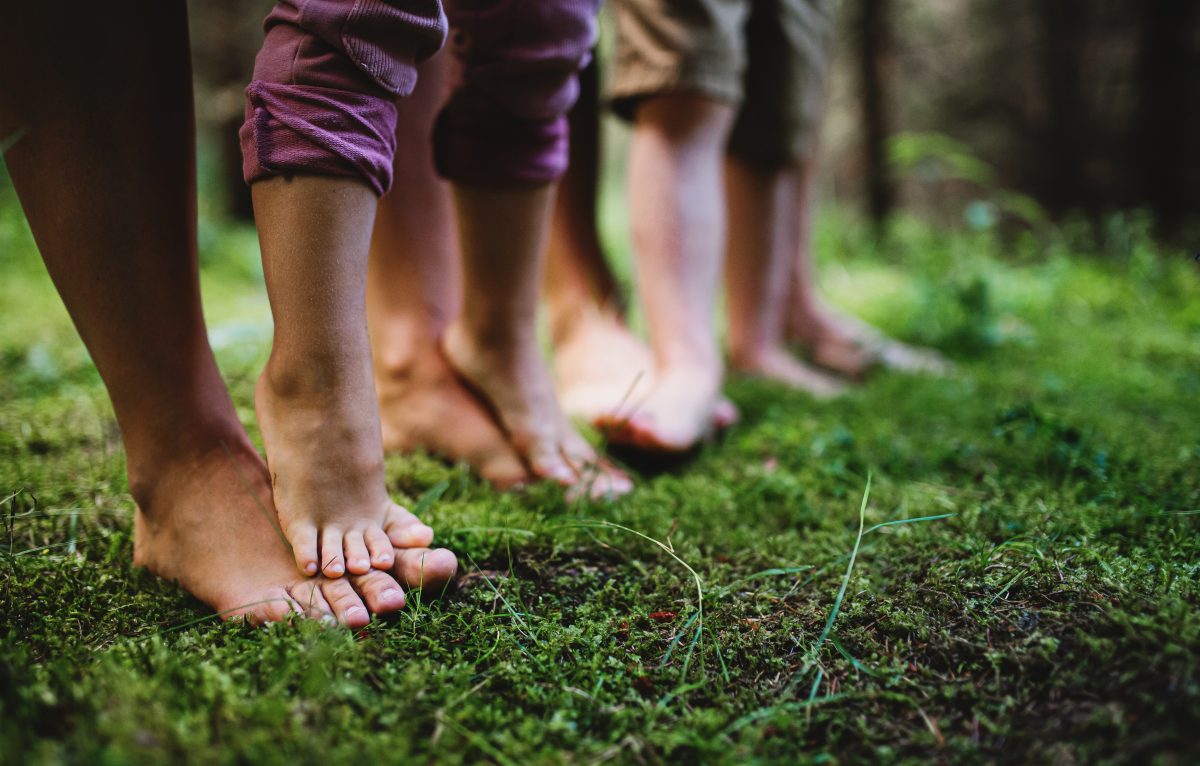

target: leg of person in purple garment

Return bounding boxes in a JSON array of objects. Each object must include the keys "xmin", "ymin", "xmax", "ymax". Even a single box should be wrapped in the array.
[
  {"xmin": 367, "ymin": 50, "xmax": 532, "ymax": 489},
  {"xmin": 243, "ymin": 0, "xmax": 457, "ymax": 590},
  {"xmin": 434, "ymin": 0, "xmax": 633, "ymax": 500},
  {"xmin": 0, "ymin": 0, "xmax": 440, "ymax": 625}
]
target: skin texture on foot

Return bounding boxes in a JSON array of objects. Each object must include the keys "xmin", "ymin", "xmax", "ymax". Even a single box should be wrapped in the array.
[
  {"xmin": 554, "ymin": 307, "xmax": 741, "ymax": 436},
  {"xmin": 253, "ymin": 175, "xmax": 442, "ymax": 579},
  {"xmin": 376, "ymin": 343, "xmax": 530, "ymax": 488},
  {"xmin": 595, "ymin": 362, "xmax": 724, "ymax": 453},
  {"xmin": 729, "ymin": 346, "xmax": 848, "ymax": 397},
  {"xmin": 255, "ymin": 372, "xmax": 437, "ymax": 578},
  {"xmin": 443, "ymin": 320, "xmax": 633, "ymax": 500},
  {"xmin": 132, "ymin": 436, "xmax": 457, "ymax": 627},
  {"xmin": 789, "ymin": 304, "xmax": 952, "ymax": 378}
]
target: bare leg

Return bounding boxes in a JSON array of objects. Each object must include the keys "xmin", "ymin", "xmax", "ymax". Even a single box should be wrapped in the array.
[
  {"xmin": 252, "ymin": 175, "xmax": 456, "ymax": 582},
  {"xmin": 0, "ymin": 1, "xmax": 448, "ymax": 625},
  {"xmin": 599, "ymin": 94, "xmax": 735, "ymax": 452},
  {"xmin": 545, "ymin": 62, "xmax": 658, "ymax": 425},
  {"xmin": 781, "ymin": 168, "xmax": 950, "ymax": 377},
  {"xmin": 368, "ymin": 54, "xmax": 529, "ymax": 488},
  {"xmin": 725, "ymin": 157, "xmax": 847, "ymax": 394},
  {"xmin": 442, "ymin": 183, "xmax": 632, "ymax": 499}
]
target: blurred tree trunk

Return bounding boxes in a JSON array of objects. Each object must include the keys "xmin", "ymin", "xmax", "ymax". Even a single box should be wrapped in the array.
[
  {"xmin": 1135, "ymin": 0, "xmax": 1200, "ymax": 236},
  {"xmin": 188, "ymin": 0, "xmax": 264, "ymax": 221},
  {"xmin": 857, "ymin": 0, "xmax": 894, "ymax": 226}
]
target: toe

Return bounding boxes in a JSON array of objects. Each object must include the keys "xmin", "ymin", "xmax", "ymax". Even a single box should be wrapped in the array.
[
  {"xmin": 364, "ymin": 527, "xmax": 396, "ymax": 569},
  {"xmin": 392, "ymin": 547, "xmax": 458, "ymax": 595},
  {"xmin": 234, "ymin": 589, "xmax": 300, "ymax": 625},
  {"xmin": 287, "ymin": 523, "xmax": 320, "ymax": 577},
  {"xmin": 348, "ymin": 569, "xmax": 407, "ymax": 614},
  {"xmin": 320, "ymin": 527, "xmax": 346, "ymax": 577},
  {"xmin": 343, "ymin": 531, "xmax": 372, "ymax": 575},
  {"xmin": 287, "ymin": 580, "xmax": 335, "ymax": 622},
  {"xmin": 713, "ymin": 398, "xmax": 740, "ymax": 429},
  {"xmin": 528, "ymin": 445, "xmax": 577, "ymax": 485},
  {"xmin": 478, "ymin": 450, "xmax": 531, "ymax": 489},
  {"xmin": 590, "ymin": 462, "xmax": 633, "ymax": 499},
  {"xmin": 384, "ymin": 504, "xmax": 435, "ymax": 549},
  {"xmin": 320, "ymin": 577, "xmax": 370, "ymax": 628}
]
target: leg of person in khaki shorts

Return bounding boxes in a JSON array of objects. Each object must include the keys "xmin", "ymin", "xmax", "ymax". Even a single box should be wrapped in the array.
[{"xmin": 548, "ymin": 0, "xmax": 948, "ymax": 454}]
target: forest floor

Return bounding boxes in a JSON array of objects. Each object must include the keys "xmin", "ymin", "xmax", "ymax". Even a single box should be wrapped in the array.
[{"xmin": 2, "ymin": 177, "xmax": 1198, "ymax": 764}]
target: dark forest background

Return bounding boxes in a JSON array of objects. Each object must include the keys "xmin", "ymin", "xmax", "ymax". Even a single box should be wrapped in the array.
[{"xmin": 189, "ymin": 0, "xmax": 1200, "ymax": 239}]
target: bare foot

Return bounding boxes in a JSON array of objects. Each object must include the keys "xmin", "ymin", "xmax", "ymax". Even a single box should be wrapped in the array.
[
  {"xmin": 553, "ymin": 309, "xmax": 740, "ymax": 435},
  {"xmin": 729, "ymin": 347, "xmax": 847, "ymax": 398},
  {"xmin": 443, "ymin": 319, "xmax": 632, "ymax": 499},
  {"xmin": 256, "ymin": 361, "xmax": 437, "ymax": 579},
  {"xmin": 553, "ymin": 308, "xmax": 656, "ymax": 423},
  {"xmin": 596, "ymin": 361, "xmax": 724, "ymax": 453},
  {"xmin": 789, "ymin": 303, "xmax": 951, "ymax": 378},
  {"xmin": 376, "ymin": 342, "xmax": 530, "ymax": 488},
  {"xmin": 132, "ymin": 434, "xmax": 457, "ymax": 626}
]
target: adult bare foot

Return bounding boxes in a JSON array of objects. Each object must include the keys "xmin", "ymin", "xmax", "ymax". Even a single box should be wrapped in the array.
[
  {"xmin": 553, "ymin": 307, "xmax": 740, "ymax": 436},
  {"xmin": 256, "ymin": 358, "xmax": 437, "ymax": 580},
  {"xmin": 729, "ymin": 346, "xmax": 848, "ymax": 396},
  {"xmin": 443, "ymin": 319, "xmax": 632, "ymax": 500},
  {"xmin": 132, "ymin": 434, "xmax": 456, "ymax": 627},
  {"xmin": 789, "ymin": 304, "xmax": 951, "ymax": 377},
  {"xmin": 553, "ymin": 307, "xmax": 656, "ymax": 423},
  {"xmin": 376, "ymin": 342, "xmax": 530, "ymax": 488},
  {"xmin": 595, "ymin": 361, "xmax": 724, "ymax": 453}
]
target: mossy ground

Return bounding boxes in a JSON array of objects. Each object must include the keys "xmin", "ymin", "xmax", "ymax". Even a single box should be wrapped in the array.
[{"xmin": 1, "ymin": 168, "xmax": 1197, "ymax": 765}]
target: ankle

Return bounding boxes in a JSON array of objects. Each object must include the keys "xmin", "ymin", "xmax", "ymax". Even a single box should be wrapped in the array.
[
  {"xmin": 125, "ymin": 424, "xmax": 256, "ymax": 512},
  {"xmin": 263, "ymin": 346, "xmax": 369, "ymax": 400}
]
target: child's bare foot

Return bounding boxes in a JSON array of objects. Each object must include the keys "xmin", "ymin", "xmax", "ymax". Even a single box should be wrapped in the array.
[
  {"xmin": 375, "ymin": 342, "xmax": 530, "ymax": 488},
  {"xmin": 596, "ymin": 361, "xmax": 724, "ymax": 453},
  {"xmin": 131, "ymin": 434, "xmax": 456, "ymax": 627},
  {"xmin": 729, "ymin": 346, "xmax": 847, "ymax": 397},
  {"xmin": 443, "ymin": 319, "xmax": 632, "ymax": 499},
  {"xmin": 789, "ymin": 305, "xmax": 951, "ymax": 377},
  {"xmin": 256, "ymin": 357, "xmax": 437, "ymax": 579}
]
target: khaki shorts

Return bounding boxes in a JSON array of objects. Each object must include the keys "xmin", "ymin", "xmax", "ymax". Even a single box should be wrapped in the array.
[{"xmin": 609, "ymin": 0, "xmax": 834, "ymax": 167}]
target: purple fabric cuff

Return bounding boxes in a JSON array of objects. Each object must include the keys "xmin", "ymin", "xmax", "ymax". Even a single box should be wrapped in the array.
[
  {"xmin": 433, "ymin": 100, "xmax": 570, "ymax": 186},
  {"xmin": 241, "ymin": 81, "xmax": 398, "ymax": 196},
  {"xmin": 434, "ymin": 0, "xmax": 600, "ymax": 186},
  {"xmin": 242, "ymin": 0, "xmax": 448, "ymax": 195}
]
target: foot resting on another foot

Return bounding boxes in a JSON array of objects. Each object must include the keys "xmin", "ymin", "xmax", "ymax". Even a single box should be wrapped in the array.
[
  {"xmin": 256, "ymin": 359, "xmax": 439, "ymax": 580},
  {"xmin": 132, "ymin": 435, "xmax": 457, "ymax": 627}
]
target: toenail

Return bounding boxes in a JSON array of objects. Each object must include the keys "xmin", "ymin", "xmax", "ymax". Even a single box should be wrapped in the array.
[
  {"xmin": 346, "ymin": 606, "xmax": 366, "ymax": 620},
  {"xmin": 381, "ymin": 589, "xmax": 402, "ymax": 602}
]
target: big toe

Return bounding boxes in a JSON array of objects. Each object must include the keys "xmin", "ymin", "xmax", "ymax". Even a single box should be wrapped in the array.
[
  {"xmin": 229, "ymin": 588, "xmax": 300, "ymax": 625},
  {"xmin": 392, "ymin": 547, "xmax": 458, "ymax": 596},
  {"xmin": 348, "ymin": 569, "xmax": 407, "ymax": 614}
]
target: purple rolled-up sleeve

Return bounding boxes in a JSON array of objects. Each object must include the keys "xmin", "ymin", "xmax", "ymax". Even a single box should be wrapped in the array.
[
  {"xmin": 434, "ymin": 0, "xmax": 601, "ymax": 186},
  {"xmin": 242, "ymin": 0, "xmax": 448, "ymax": 195}
]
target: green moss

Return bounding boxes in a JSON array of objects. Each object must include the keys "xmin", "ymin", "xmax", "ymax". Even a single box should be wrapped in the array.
[{"xmin": 1, "ymin": 185, "xmax": 1197, "ymax": 763}]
